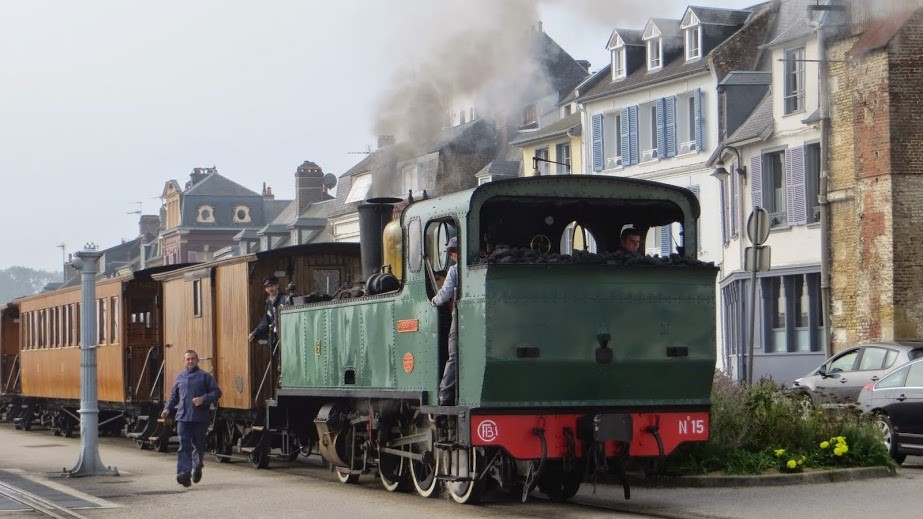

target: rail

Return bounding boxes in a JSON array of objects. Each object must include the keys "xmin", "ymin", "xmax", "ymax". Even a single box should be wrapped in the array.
[{"xmin": 0, "ymin": 479, "xmax": 88, "ymax": 519}]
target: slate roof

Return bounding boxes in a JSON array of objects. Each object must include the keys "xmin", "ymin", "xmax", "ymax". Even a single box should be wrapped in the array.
[
  {"xmin": 689, "ymin": 6, "xmax": 753, "ymax": 26},
  {"xmin": 183, "ymin": 172, "xmax": 259, "ymax": 197},
  {"xmin": 726, "ymin": 93, "xmax": 773, "ymax": 145},
  {"xmin": 762, "ymin": 0, "xmax": 816, "ymax": 48},
  {"xmin": 262, "ymin": 199, "xmax": 293, "ymax": 223},
  {"xmin": 535, "ymin": 31, "xmax": 591, "ymax": 93},
  {"xmin": 719, "ymin": 71, "xmax": 772, "ymax": 86},
  {"xmin": 649, "ymin": 18, "xmax": 683, "ymax": 39},
  {"xmin": 607, "ymin": 28, "xmax": 644, "ymax": 49},
  {"xmin": 509, "ymin": 112, "xmax": 581, "ymax": 146}
]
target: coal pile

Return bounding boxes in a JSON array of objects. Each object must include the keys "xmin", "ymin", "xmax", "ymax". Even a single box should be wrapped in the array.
[{"xmin": 475, "ymin": 245, "xmax": 714, "ymax": 267}]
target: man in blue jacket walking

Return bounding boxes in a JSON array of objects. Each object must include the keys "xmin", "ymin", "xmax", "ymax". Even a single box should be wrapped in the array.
[{"xmin": 161, "ymin": 349, "xmax": 222, "ymax": 487}]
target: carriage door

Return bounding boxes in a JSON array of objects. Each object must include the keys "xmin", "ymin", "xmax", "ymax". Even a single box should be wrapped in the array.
[{"xmin": 124, "ymin": 281, "xmax": 163, "ymax": 403}]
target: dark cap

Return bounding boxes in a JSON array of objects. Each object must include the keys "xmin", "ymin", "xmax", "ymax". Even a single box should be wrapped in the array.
[{"xmin": 263, "ymin": 276, "xmax": 280, "ymax": 287}]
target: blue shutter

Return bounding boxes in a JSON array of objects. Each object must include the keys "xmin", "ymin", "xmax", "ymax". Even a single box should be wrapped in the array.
[
  {"xmin": 750, "ymin": 155, "xmax": 763, "ymax": 209},
  {"xmin": 660, "ymin": 225, "xmax": 671, "ymax": 256},
  {"xmin": 720, "ymin": 179, "xmax": 729, "ymax": 244},
  {"xmin": 690, "ymin": 184, "xmax": 700, "ymax": 253},
  {"xmin": 664, "ymin": 96, "xmax": 677, "ymax": 157},
  {"xmin": 694, "ymin": 88, "xmax": 703, "ymax": 151},
  {"xmin": 628, "ymin": 105, "xmax": 639, "ymax": 165},
  {"xmin": 786, "ymin": 145, "xmax": 807, "ymax": 225},
  {"xmin": 620, "ymin": 107, "xmax": 630, "ymax": 166},
  {"xmin": 656, "ymin": 98, "xmax": 666, "ymax": 159},
  {"xmin": 591, "ymin": 113, "xmax": 604, "ymax": 172}
]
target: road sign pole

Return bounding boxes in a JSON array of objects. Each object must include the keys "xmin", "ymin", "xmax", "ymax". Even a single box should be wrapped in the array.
[
  {"xmin": 745, "ymin": 208, "xmax": 770, "ymax": 386},
  {"xmin": 747, "ymin": 267, "xmax": 757, "ymax": 385}
]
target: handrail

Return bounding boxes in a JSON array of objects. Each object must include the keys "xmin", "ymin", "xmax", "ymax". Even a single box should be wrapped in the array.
[
  {"xmin": 254, "ymin": 340, "xmax": 279, "ymax": 406},
  {"xmin": 134, "ymin": 347, "xmax": 157, "ymax": 398},
  {"xmin": 3, "ymin": 354, "xmax": 19, "ymax": 394},
  {"xmin": 150, "ymin": 359, "xmax": 165, "ymax": 400}
]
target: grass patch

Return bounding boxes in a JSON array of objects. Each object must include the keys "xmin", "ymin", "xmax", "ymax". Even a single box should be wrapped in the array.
[{"xmin": 670, "ymin": 372, "xmax": 896, "ymax": 475}]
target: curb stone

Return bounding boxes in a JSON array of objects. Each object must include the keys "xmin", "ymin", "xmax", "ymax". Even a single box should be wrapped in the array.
[{"xmin": 634, "ymin": 466, "xmax": 897, "ymax": 488}]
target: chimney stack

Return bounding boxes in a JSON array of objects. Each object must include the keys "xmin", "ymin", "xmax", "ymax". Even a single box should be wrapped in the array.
[
  {"xmin": 187, "ymin": 167, "xmax": 210, "ymax": 188},
  {"xmin": 295, "ymin": 160, "xmax": 325, "ymax": 215},
  {"xmin": 377, "ymin": 135, "xmax": 396, "ymax": 149},
  {"xmin": 139, "ymin": 215, "xmax": 160, "ymax": 244},
  {"xmin": 262, "ymin": 183, "xmax": 275, "ymax": 200}
]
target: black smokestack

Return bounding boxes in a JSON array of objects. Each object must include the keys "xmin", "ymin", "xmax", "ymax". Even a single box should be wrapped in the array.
[{"xmin": 357, "ymin": 198, "xmax": 399, "ymax": 280}]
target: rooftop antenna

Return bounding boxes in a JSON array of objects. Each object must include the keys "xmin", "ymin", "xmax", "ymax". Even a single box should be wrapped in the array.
[{"xmin": 346, "ymin": 145, "xmax": 373, "ymax": 155}]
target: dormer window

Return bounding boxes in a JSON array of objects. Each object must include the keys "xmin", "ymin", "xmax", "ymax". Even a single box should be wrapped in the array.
[
  {"xmin": 685, "ymin": 26, "xmax": 701, "ymax": 59},
  {"xmin": 642, "ymin": 25, "xmax": 663, "ymax": 72},
  {"xmin": 681, "ymin": 11, "xmax": 702, "ymax": 61},
  {"xmin": 612, "ymin": 47, "xmax": 626, "ymax": 79},
  {"xmin": 648, "ymin": 38, "xmax": 662, "ymax": 70},
  {"xmin": 196, "ymin": 205, "xmax": 215, "ymax": 223}
]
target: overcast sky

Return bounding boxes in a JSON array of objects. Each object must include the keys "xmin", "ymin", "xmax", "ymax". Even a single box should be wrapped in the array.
[{"xmin": 0, "ymin": 0, "xmax": 757, "ymax": 272}]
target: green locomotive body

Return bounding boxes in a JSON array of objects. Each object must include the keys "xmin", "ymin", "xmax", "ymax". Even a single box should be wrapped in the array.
[{"xmin": 275, "ymin": 175, "xmax": 717, "ymax": 502}]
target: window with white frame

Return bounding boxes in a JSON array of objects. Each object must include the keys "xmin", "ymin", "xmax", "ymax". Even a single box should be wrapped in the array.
[
  {"xmin": 647, "ymin": 37, "xmax": 662, "ymax": 70},
  {"xmin": 763, "ymin": 150, "xmax": 786, "ymax": 226},
  {"xmin": 784, "ymin": 47, "xmax": 805, "ymax": 114},
  {"xmin": 555, "ymin": 143, "xmax": 571, "ymax": 174},
  {"xmin": 639, "ymin": 102, "xmax": 659, "ymax": 161},
  {"xmin": 685, "ymin": 25, "xmax": 701, "ymax": 60},
  {"xmin": 401, "ymin": 164, "xmax": 420, "ymax": 197},
  {"xmin": 675, "ymin": 92, "xmax": 697, "ymax": 154},
  {"xmin": 534, "ymin": 147, "xmax": 549, "ymax": 175},
  {"xmin": 612, "ymin": 47, "xmax": 626, "ymax": 79},
  {"xmin": 603, "ymin": 112, "xmax": 622, "ymax": 168}
]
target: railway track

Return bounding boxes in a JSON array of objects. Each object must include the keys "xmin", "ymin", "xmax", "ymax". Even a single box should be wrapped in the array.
[{"xmin": 0, "ymin": 479, "xmax": 88, "ymax": 519}]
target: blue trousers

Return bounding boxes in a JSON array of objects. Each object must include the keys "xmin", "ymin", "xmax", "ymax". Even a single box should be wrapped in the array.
[
  {"xmin": 176, "ymin": 421, "xmax": 207, "ymax": 475},
  {"xmin": 438, "ymin": 314, "xmax": 458, "ymax": 406}
]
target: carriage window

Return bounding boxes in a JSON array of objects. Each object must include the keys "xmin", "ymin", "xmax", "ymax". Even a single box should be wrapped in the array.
[
  {"xmin": 111, "ymin": 296, "xmax": 119, "ymax": 344},
  {"xmin": 193, "ymin": 280, "xmax": 202, "ymax": 317},
  {"xmin": 426, "ymin": 220, "xmax": 458, "ymax": 271},
  {"xmin": 408, "ymin": 218, "xmax": 422, "ymax": 273},
  {"xmin": 98, "ymin": 298, "xmax": 107, "ymax": 344}
]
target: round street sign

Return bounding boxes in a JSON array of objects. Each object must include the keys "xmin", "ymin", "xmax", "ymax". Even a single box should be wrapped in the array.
[{"xmin": 747, "ymin": 207, "xmax": 770, "ymax": 246}]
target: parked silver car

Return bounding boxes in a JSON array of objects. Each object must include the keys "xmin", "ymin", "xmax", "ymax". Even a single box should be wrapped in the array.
[
  {"xmin": 791, "ymin": 342, "xmax": 923, "ymax": 407},
  {"xmin": 856, "ymin": 357, "xmax": 923, "ymax": 464}
]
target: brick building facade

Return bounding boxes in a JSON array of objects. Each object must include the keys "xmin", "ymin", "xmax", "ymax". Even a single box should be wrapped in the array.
[{"xmin": 826, "ymin": 3, "xmax": 923, "ymax": 351}]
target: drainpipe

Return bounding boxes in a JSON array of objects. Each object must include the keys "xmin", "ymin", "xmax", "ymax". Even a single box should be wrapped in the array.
[
  {"xmin": 815, "ymin": 20, "xmax": 833, "ymax": 357},
  {"xmin": 576, "ymin": 102, "xmax": 588, "ymax": 174}
]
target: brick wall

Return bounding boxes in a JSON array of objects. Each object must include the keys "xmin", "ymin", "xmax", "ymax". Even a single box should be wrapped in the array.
[{"xmin": 826, "ymin": 7, "xmax": 923, "ymax": 351}]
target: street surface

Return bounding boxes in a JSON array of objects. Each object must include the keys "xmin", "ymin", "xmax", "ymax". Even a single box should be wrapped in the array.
[{"xmin": 0, "ymin": 425, "xmax": 919, "ymax": 519}]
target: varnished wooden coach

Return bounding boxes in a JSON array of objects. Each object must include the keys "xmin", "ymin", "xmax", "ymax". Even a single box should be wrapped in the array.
[
  {"xmin": 153, "ymin": 243, "xmax": 361, "ymax": 466},
  {"xmin": 12, "ymin": 267, "xmax": 177, "ymax": 437},
  {"xmin": 0, "ymin": 301, "xmax": 22, "ymax": 421}
]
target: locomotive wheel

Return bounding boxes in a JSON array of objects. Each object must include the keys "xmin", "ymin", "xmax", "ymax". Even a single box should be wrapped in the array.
[
  {"xmin": 409, "ymin": 415, "xmax": 439, "ymax": 498},
  {"xmin": 250, "ymin": 446, "xmax": 269, "ymax": 469},
  {"xmin": 538, "ymin": 465, "xmax": 582, "ymax": 502},
  {"xmin": 136, "ymin": 440, "xmax": 150, "ymax": 450},
  {"xmin": 153, "ymin": 436, "xmax": 169, "ymax": 453},
  {"xmin": 335, "ymin": 468, "xmax": 360, "ymax": 484},
  {"xmin": 213, "ymin": 430, "xmax": 232, "ymax": 463},
  {"xmin": 448, "ymin": 448, "xmax": 485, "ymax": 505}
]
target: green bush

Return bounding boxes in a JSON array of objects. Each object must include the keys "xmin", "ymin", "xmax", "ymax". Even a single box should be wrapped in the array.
[{"xmin": 671, "ymin": 371, "xmax": 895, "ymax": 475}]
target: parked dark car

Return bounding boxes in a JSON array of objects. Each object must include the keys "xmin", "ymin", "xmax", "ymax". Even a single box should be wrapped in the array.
[
  {"xmin": 791, "ymin": 342, "xmax": 923, "ymax": 408},
  {"xmin": 857, "ymin": 357, "xmax": 923, "ymax": 464}
]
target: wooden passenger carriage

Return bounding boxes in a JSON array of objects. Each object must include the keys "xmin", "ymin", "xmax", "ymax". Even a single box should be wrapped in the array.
[
  {"xmin": 0, "ymin": 302, "xmax": 22, "ymax": 420},
  {"xmin": 153, "ymin": 243, "xmax": 361, "ymax": 465},
  {"xmin": 12, "ymin": 268, "xmax": 174, "ymax": 437}
]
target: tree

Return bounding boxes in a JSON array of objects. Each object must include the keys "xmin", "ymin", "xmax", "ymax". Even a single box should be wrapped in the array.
[{"xmin": 0, "ymin": 267, "xmax": 62, "ymax": 302}]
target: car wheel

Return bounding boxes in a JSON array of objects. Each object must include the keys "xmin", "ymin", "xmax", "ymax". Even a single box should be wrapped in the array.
[{"xmin": 875, "ymin": 414, "xmax": 907, "ymax": 465}]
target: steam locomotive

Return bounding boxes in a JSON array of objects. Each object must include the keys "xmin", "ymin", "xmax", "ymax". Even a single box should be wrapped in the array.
[{"xmin": 0, "ymin": 175, "xmax": 716, "ymax": 504}]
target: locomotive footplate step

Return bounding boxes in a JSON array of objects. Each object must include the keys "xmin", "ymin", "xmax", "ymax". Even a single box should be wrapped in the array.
[
  {"xmin": 0, "ymin": 469, "xmax": 119, "ymax": 512},
  {"xmin": 420, "ymin": 405, "xmax": 467, "ymax": 416}
]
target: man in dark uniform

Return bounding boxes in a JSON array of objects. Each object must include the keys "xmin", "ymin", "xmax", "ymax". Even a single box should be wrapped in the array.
[
  {"xmin": 249, "ymin": 276, "xmax": 284, "ymax": 346},
  {"xmin": 431, "ymin": 237, "xmax": 459, "ymax": 406},
  {"xmin": 161, "ymin": 349, "xmax": 221, "ymax": 487},
  {"xmin": 619, "ymin": 228, "xmax": 642, "ymax": 255}
]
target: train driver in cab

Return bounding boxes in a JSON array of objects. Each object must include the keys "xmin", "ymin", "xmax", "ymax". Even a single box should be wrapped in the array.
[
  {"xmin": 249, "ymin": 276, "xmax": 284, "ymax": 347},
  {"xmin": 619, "ymin": 228, "xmax": 642, "ymax": 255},
  {"xmin": 431, "ymin": 237, "xmax": 459, "ymax": 406}
]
